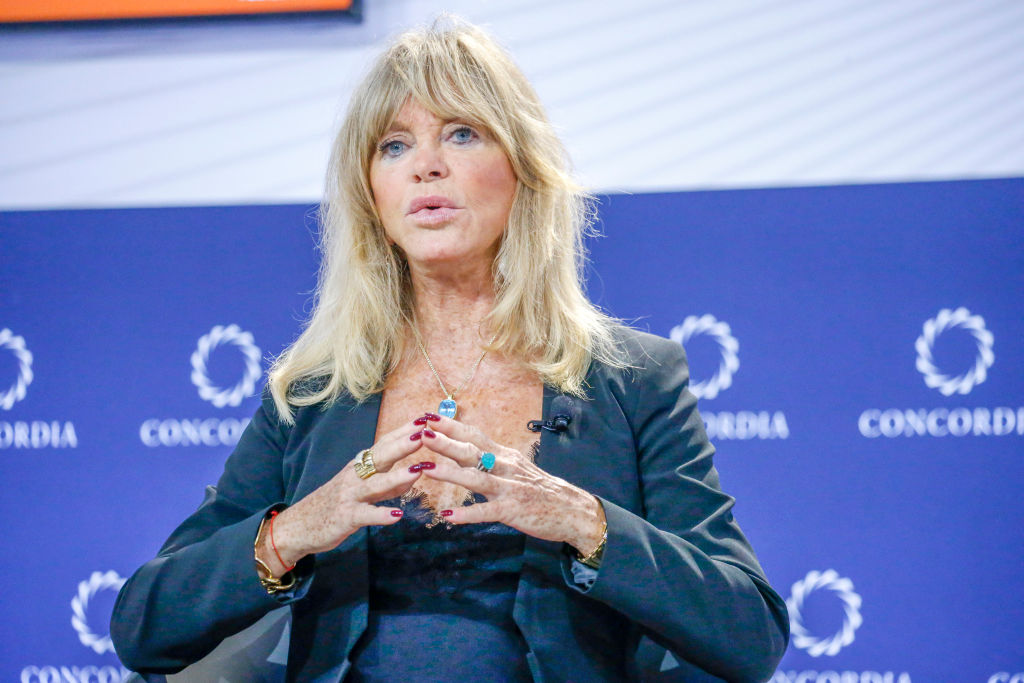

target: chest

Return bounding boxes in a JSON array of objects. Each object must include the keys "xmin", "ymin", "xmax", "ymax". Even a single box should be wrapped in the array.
[{"xmin": 376, "ymin": 359, "xmax": 544, "ymax": 458}]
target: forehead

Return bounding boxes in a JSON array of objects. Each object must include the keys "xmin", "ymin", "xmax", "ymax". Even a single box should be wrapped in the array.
[
  {"xmin": 380, "ymin": 96, "xmax": 485, "ymax": 135},
  {"xmin": 386, "ymin": 99, "xmax": 445, "ymax": 130}
]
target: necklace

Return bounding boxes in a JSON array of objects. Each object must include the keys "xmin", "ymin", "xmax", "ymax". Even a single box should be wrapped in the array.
[{"xmin": 410, "ymin": 324, "xmax": 494, "ymax": 419}]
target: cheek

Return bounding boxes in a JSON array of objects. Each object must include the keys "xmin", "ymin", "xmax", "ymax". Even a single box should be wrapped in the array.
[
  {"xmin": 473, "ymin": 159, "xmax": 517, "ymax": 215},
  {"xmin": 370, "ymin": 164, "xmax": 400, "ymax": 212}
]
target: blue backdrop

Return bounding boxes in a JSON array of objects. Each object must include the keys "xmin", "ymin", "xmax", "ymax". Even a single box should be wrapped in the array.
[{"xmin": 2, "ymin": 177, "xmax": 1021, "ymax": 682}]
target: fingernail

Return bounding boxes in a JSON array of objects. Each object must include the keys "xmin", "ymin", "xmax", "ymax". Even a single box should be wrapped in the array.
[
  {"xmin": 440, "ymin": 509, "xmax": 453, "ymax": 517},
  {"xmin": 409, "ymin": 463, "xmax": 423, "ymax": 473},
  {"xmin": 413, "ymin": 416, "xmax": 428, "ymax": 425},
  {"xmin": 424, "ymin": 412, "xmax": 441, "ymax": 421},
  {"xmin": 417, "ymin": 461, "xmax": 435, "ymax": 470},
  {"xmin": 390, "ymin": 509, "xmax": 403, "ymax": 518},
  {"xmin": 422, "ymin": 428, "xmax": 436, "ymax": 438},
  {"xmin": 410, "ymin": 431, "xmax": 423, "ymax": 441}
]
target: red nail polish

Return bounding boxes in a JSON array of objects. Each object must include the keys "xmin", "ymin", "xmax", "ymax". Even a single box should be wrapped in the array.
[
  {"xmin": 390, "ymin": 509, "xmax": 403, "ymax": 517},
  {"xmin": 440, "ymin": 509, "xmax": 453, "ymax": 517},
  {"xmin": 413, "ymin": 416, "xmax": 428, "ymax": 425},
  {"xmin": 424, "ymin": 412, "xmax": 441, "ymax": 421},
  {"xmin": 410, "ymin": 431, "xmax": 423, "ymax": 441},
  {"xmin": 422, "ymin": 428, "xmax": 436, "ymax": 438},
  {"xmin": 417, "ymin": 461, "xmax": 435, "ymax": 470},
  {"xmin": 409, "ymin": 463, "xmax": 423, "ymax": 473}
]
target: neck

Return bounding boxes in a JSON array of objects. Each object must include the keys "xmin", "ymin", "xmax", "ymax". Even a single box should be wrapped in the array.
[{"xmin": 408, "ymin": 266, "xmax": 496, "ymax": 348}]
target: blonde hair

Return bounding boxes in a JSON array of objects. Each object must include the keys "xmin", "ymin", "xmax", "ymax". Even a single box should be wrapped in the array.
[{"xmin": 268, "ymin": 16, "xmax": 624, "ymax": 422}]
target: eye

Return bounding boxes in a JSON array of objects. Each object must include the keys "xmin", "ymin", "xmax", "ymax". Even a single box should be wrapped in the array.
[
  {"xmin": 449, "ymin": 126, "xmax": 478, "ymax": 144},
  {"xmin": 378, "ymin": 139, "xmax": 407, "ymax": 158}
]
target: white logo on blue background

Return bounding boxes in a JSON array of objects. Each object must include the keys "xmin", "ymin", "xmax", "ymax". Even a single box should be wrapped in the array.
[
  {"xmin": 786, "ymin": 569, "xmax": 862, "ymax": 657},
  {"xmin": 71, "ymin": 570, "xmax": 126, "ymax": 655},
  {"xmin": 669, "ymin": 315, "xmax": 739, "ymax": 400},
  {"xmin": 915, "ymin": 307, "xmax": 993, "ymax": 396},
  {"xmin": 190, "ymin": 324, "xmax": 262, "ymax": 408},
  {"xmin": 0, "ymin": 328, "xmax": 33, "ymax": 411}
]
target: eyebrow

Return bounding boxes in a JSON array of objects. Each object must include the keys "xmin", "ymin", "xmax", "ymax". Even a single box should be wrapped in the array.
[
  {"xmin": 381, "ymin": 115, "xmax": 476, "ymax": 136},
  {"xmin": 379, "ymin": 121, "xmax": 408, "ymax": 137}
]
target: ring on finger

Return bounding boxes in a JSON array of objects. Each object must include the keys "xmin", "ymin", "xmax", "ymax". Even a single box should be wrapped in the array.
[
  {"xmin": 476, "ymin": 451, "xmax": 496, "ymax": 473},
  {"xmin": 353, "ymin": 448, "xmax": 377, "ymax": 479}
]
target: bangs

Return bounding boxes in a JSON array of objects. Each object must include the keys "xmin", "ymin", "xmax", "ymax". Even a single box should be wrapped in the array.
[{"xmin": 368, "ymin": 24, "xmax": 516, "ymax": 155}]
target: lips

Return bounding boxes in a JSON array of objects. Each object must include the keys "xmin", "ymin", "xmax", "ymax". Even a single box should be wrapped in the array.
[
  {"xmin": 407, "ymin": 195, "xmax": 457, "ymax": 214},
  {"xmin": 407, "ymin": 195, "xmax": 460, "ymax": 226}
]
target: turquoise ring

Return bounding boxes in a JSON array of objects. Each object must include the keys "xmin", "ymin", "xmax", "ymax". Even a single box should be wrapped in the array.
[{"xmin": 477, "ymin": 451, "xmax": 496, "ymax": 473}]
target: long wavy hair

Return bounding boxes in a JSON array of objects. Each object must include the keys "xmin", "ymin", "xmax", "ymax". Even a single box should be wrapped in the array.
[{"xmin": 268, "ymin": 17, "xmax": 625, "ymax": 422}]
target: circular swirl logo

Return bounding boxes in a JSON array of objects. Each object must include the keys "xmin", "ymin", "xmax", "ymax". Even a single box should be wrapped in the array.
[
  {"xmin": 71, "ymin": 570, "xmax": 126, "ymax": 654},
  {"xmin": 669, "ymin": 315, "xmax": 739, "ymax": 400},
  {"xmin": 786, "ymin": 569, "xmax": 862, "ymax": 657},
  {"xmin": 190, "ymin": 324, "xmax": 262, "ymax": 408},
  {"xmin": 915, "ymin": 307, "xmax": 993, "ymax": 396},
  {"xmin": 0, "ymin": 328, "xmax": 33, "ymax": 411}
]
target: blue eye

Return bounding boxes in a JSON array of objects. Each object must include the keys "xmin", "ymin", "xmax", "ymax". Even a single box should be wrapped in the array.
[
  {"xmin": 379, "ymin": 139, "xmax": 406, "ymax": 158},
  {"xmin": 451, "ymin": 126, "xmax": 476, "ymax": 144}
]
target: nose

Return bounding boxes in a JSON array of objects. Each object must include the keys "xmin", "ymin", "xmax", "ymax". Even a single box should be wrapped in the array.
[{"xmin": 412, "ymin": 142, "xmax": 448, "ymax": 182}]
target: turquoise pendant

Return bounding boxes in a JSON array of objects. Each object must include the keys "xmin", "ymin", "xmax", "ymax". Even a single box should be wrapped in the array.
[{"xmin": 439, "ymin": 398, "xmax": 457, "ymax": 419}]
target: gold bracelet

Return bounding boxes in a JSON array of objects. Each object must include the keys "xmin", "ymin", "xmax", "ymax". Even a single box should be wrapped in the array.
[
  {"xmin": 254, "ymin": 514, "xmax": 296, "ymax": 594},
  {"xmin": 576, "ymin": 520, "xmax": 608, "ymax": 570}
]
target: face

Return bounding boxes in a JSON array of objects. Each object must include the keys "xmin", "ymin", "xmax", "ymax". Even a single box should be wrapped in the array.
[{"xmin": 369, "ymin": 99, "xmax": 517, "ymax": 277}]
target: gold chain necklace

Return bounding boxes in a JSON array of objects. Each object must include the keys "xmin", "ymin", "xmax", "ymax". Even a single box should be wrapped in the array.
[{"xmin": 409, "ymin": 323, "xmax": 495, "ymax": 419}]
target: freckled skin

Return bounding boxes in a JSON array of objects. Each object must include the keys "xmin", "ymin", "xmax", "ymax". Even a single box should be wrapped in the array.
[
  {"xmin": 259, "ymin": 347, "xmax": 604, "ymax": 576},
  {"xmin": 377, "ymin": 347, "xmax": 604, "ymax": 553},
  {"xmin": 378, "ymin": 347, "xmax": 543, "ymax": 512}
]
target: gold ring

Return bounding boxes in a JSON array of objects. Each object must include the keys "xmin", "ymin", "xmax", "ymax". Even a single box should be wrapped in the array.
[{"xmin": 353, "ymin": 448, "xmax": 376, "ymax": 479}]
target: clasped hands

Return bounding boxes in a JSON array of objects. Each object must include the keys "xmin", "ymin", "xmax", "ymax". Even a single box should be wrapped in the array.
[{"xmin": 258, "ymin": 412, "xmax": 606, "ymax": 578}]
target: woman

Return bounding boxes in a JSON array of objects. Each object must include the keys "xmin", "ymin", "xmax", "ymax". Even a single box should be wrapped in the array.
[{"xmin": 111, "ymin": 18, "xmax": 789, "ymax": 682}]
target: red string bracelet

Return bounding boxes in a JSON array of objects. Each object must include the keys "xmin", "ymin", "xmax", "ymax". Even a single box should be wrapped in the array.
[{"xmin": 269, "ymin": 510, "xmax": 296, "ymax": 572}]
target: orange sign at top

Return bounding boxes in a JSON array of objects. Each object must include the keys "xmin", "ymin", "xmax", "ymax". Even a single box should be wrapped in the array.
[{"xmin": 0, "ymin": 0, "xmax": 353, "ymax": 23}]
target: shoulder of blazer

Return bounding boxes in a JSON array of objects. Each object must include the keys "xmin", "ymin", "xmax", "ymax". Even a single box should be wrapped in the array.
[
  {"xmin": 257, "ymin": 378, "xmax": 380, "ymax": 452},
  {"xmin": 586, "ymin": 326, "xmax": 689, "ymax": 393}
]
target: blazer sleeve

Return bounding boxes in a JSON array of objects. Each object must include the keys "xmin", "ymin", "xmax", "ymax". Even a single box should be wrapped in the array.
[
  {"xmin": 566, "ymin": 336, "xmax": 789, "ymax": 682},
  {"xmin": 110, "ymin": 394, "xmax": 314, "ymax": 674}
]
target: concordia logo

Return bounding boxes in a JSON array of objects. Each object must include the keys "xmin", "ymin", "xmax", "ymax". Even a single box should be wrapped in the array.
[
  {"xmin": 0, "ymin": 328, "xmax": 78, "ymax": 450},
  {"xmin": 669, "ymin": 314, "xmax": 788, "ymax": 441},
  {"xmin": 774, "ymin": 570, "xmax": 911, "ymax": 683},
  {"xmin": 915, "ymin": 306, "xmax": 993, "ymax": 396},
  {"xmin": 139, "ymin": 324, "xmax": 260, "ymax": 448},
  {"xmin": 20, "ymin": 571, "xmax": 131, "ymax": 683},
  {"xmin": 786, "ymin": 569, "xmax": 862, "ymax": 657},
  {"xmin": 190, "ymin": 323, "xmax": 262, "ymax": 408},
  {"xmin": 859, "ymin": 307, "xmax": 1022, "ymax": 439},
  {"xmin": 71, "ymin": 571, "xmax": 126, "ymax": 654}
]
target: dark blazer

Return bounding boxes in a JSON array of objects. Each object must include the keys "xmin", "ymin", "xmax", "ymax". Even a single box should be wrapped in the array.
[{"xmin": 111, "ymin": 329, "xmax": 789, "ymax": 682}]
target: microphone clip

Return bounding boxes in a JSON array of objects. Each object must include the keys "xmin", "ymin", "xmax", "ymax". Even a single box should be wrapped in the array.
[{"xmin": 527, "ymin": 414, "xmax": 571, "ymax": 434}]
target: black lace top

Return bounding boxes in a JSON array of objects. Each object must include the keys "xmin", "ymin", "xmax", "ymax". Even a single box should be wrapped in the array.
[{"xmin": 347, "ymin": 492, "xmax": 533, "ymax": 682}]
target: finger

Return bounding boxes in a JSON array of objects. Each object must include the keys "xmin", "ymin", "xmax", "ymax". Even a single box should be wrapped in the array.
[
  {"xmin": 418, "ymin": 429, "xmax": 488, "ymax": 470},
  {"xmin": 442, "ymin": 500, "xmax": 503, "ymax": 525},
  {"xmin": 355, "ymin": 462, "xmax": 422, "ymax": 503},
  {"xmin": 425, "ymin": 417, "xmax": 497, "ymax": 454},
  {"xmin": 349, "ymin": 502, "xmax": 406, "ymax": 528},
  {"xmin": 419, "ymin": 456, "xmax": 500, "ymax": 495},
  {"xmin": 358, "ymin": 419, "xmax": 432, "ymax": 472}
]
